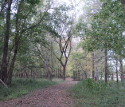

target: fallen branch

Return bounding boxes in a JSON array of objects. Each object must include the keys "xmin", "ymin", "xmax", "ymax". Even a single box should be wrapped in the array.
[{"xmin": 0, "ymin": 79, "xmax": 8, "ymax": 88}]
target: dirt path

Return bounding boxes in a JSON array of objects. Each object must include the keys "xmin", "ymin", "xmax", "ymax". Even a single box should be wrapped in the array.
[{"xmin": 0, "ymin": 78, "xmax": 78, "ymax": 107}]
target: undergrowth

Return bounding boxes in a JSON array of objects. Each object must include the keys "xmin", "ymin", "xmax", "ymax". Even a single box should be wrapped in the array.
[
  {"xmin": 0, "ymin": 78, "xmax": 56, "ymax": 101},
  {"xmin": 70, "ymin": 79, "xmax": 125, "ymax": 107}
]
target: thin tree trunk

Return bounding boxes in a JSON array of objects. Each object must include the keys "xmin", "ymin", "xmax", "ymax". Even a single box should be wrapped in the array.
[
  {"xmin": 47, "ymin": 70, "xmax": 52, "ymax": 80},
  {"xmin": 50, "ymin": 42, "xmax": 54, "ymax": 80},
  {"xmin": 104, "ymin": 48, "xmax": 108, "ymax": 83},
  {"xmin": 24, "ymin": 70, "xmax": 28, "ymax": 78},
  {"xmin": 84, "ymin": 71, "xmax": 87, "ymax": 79},
  {"xmin": 57, "ymin": 67, "xmax": 59, "ymax": 78},
  {"xmin": 31, "ymin": 68, "xmax": 33, "ymax": 78},
  {"xmin": 45, "ymin": 55, "xmax": 52, "ymax": 80},
  {"xmin": 73, "ymin": 71, "xmax": 75, "ymax": 80},
  {"xmin": 95, "ymin": 67, "xmax": 99, "ymax": 80},
  {"xmin": 111, "ymin": 73, "xmax": 114, "ymax": 81},
  {"xmin": 78, "ymin": 70, "xmax": 80, "ymax": 81},
  {"xmin": 59, "ymin": 65, "xmax": 62, "ymax": 78},
  {"xmin": 92, "ymin": 52, "xmax": 95, "ymax": 80},
  {"xmin": 119, "ymin": 58, "xmax": 124, "ymax": 82},
  {"xmin": 100, "ymin": 72, "xmax": 103, "ymax": 80},
  {"xmin": 116, "ymin": 59, "xmax": 119, "ymax": 83}
]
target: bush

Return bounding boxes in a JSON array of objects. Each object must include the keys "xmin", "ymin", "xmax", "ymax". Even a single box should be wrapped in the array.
[{"xmin": 85, "ymin": 79, "xmax": 106, "ymax": 93}]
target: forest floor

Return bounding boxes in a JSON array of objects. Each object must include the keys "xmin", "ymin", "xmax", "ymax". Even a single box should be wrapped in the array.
[{"xmin": 0, "ymin": 78, "xmax": 78, "ymax": 107}]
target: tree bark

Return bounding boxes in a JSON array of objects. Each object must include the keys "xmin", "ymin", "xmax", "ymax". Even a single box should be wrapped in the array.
[
  {"xmin": 111, "ymin": 73, "xmax": 114, "ymax": 81},
  {"xmin": 91, "ymin": 52, "xmax": 95, "ymax": 80},
  {"xmin": 78, "ymin": 70, "xmax": 80, "ymax": 81},
  {"xmin": 116, "ymin": 59, "xmax": 119, "ymax": 83},
  {"xmin": 62, "ymin": 65, "xmax": 66, "ymax": 80},
  {"xmin": 0, "ymin": 0, "xmax": 12, "ymax": 84},
  {"xmin": 104, "ymin": 48, "xmax": 108, "ymax": 83},
  {"xmin": 84, "ymin": 71, "xmax": 88, "ymax": 79},
  {"xmin": 119, "ymin": 57, "xmax": 124, "ymax": 82},
  {"xmin": 7, "ymin": 41, "xmax": 19, "ymax": 85}
]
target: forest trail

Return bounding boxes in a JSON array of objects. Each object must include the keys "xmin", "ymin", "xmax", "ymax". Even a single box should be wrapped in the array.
[{"xmin": 0, "ymin": 78, "xmax": 78, "ymax": 107}]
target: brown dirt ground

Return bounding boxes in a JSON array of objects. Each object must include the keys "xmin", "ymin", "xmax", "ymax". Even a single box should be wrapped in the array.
[{"xmin": 0, "ymin": 78, "xmax": 78, "ymax": 107}]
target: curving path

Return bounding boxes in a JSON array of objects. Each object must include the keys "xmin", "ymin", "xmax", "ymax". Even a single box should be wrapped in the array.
[{"xmin": 0, "ymin": 78, "xmax": 78, "ymax": 107}]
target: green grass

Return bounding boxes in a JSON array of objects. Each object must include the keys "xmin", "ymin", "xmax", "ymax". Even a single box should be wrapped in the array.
[
  {"xmin": 0, "ymin": 78, "xmax": 56, "ymax": 101},
  {"xmin": 70, "ymin": 79, "xmax": 125, "ymax": 107}
]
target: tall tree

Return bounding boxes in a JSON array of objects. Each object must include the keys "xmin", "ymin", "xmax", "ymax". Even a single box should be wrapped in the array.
[
  {"xmin": 0, "ymin": 0, "xmax": 13, "ymax": 84},
  {"xmin": 47, "ymin": 5, "xmax": 74, "ymax": 80}
]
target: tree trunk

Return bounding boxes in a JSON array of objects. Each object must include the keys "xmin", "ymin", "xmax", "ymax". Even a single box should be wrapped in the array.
[
  {"xmin": 84, "ymin": 71, "xmax": 88, "ymax": 79},
  {"xmin": 31, "ymin": 68, "xmax": 33, "ymax": 78},
  {"xmin": 7, "ymin": 42, "xmax": 18, "ymax": 85},
  {"xmin": 6, "ymin": 0, "xmax": 23, "ymax": 85},
  {"xmin": 47, "ymin": 71, "xmax": 52, "ymax": 81},
  {"xmin": 78, "ymin": 70, "xmax": 80, "ymax": 81},
  {"xmin": 57, "ymin": 67, "xmax": 59, "ymax": 78},
  {"xmin": 119, "ymin": 58, "xmax": 124, "ymax": 82},
  {"xmin": 104, "ymin": 48, "xmax": 108, "ymax": 83},
  {"xmin": 73, "ymin": 71, "xmax": 74, "ymax": 80},
  {"xmin": 59, "ymin": 70, "xmax": 61, "ymax": 78},
  {"xmin": 0, "ymin": 0, "xmax": 12, "ymax": 84},
  {"xmin": 24, "ymin": 70, "xmax": 28, "ymax": 78},
  {"xmin": 91, "ymin": 52, "xmax": 95, "ymax": 80},
  {"xmin": 116, "ymin": 59, "xmax": 119, "ymax": 83},
  {"xmin": 95, "ymin": 67, "xmax": 99, "ymax": 80},
  {"xmin": 100, "ymin": 72, "xmax": 103, "ymax": 80},
  {"xmin": 62, "ymin": 65, "xmax": 66, "ymax": 80},
  {"xmin": 111, "ymin": 73, "xmax": 114, "ymax": 81},
  {"xmin": 45, "ymin": 56, "xmax": 52, "ymax": 80},
  {"xmin": 51, "ymin": 42, "xmax": 54, "ymax": 79}
]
